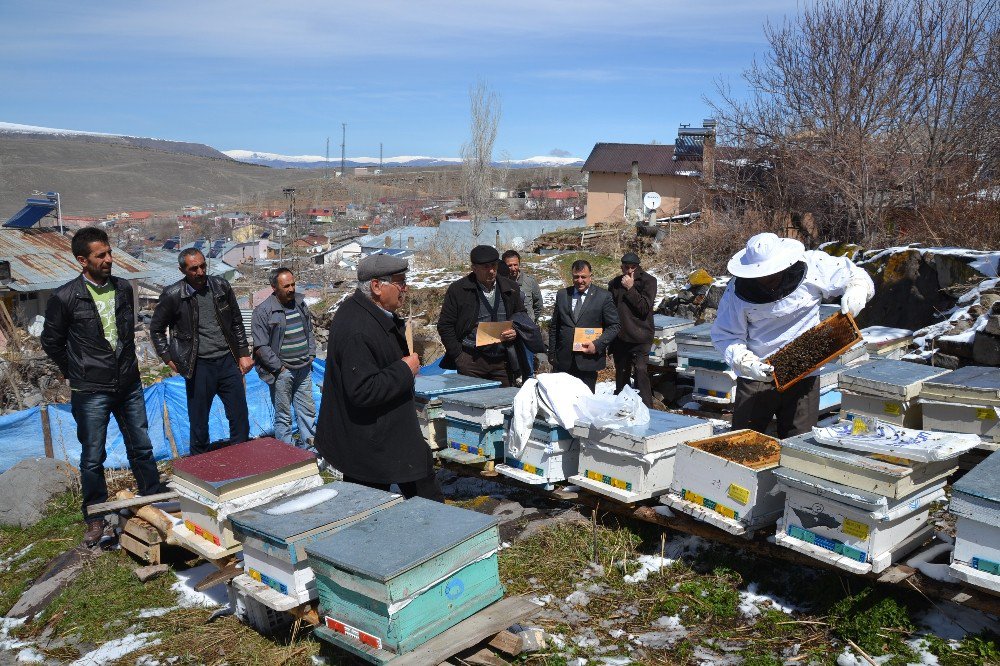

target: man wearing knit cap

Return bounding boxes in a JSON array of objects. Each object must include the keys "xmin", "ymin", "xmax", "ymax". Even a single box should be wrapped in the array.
[
  {"xmin": 315, "ymin": 252, "xmax": 440, "ymax": 500},
  {"xmin": 608, "ymin": 252, "xmax": 658, "ymax": 407},
  {"xmin": 437, "ymin": 244, "xmax": 527, "ymax": 386}
]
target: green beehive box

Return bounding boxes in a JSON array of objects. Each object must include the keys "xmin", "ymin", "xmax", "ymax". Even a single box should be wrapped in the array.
[{"xmin": 305, "ymin": 498, "xmax": 503, "ymax": 659}]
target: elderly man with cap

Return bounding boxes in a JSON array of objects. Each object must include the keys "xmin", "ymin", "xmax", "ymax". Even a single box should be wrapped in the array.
[
  {"xmin": 437, "ymin": 244, "xmax": 527, "ymax": 386},
  {"xmin": 608, "ymin": 252, "xmax": 658, "ymax": 407},
  {"xmin": 314, "ymin": 253, "xmax": 440, "ymax": 500},
  {"xmin": 711, "ymin": 233, "xmax": 874, "ymax": 437}
]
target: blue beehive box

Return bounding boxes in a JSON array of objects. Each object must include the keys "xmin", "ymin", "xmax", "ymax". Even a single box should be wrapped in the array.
[
  {"xmin": 306, "ymin": 498, "xmax": 503, "ymax": 658},
  {"xmin": 229, "ymin": 482, "xmax": 403, "ymax": 604},
  {"xmin": 439, "ymin": 387, "xmax": 520, "ymax": 463},
  {"xmin": 414, "ymin": 374, "xmax": 501, "ymax": 450}
]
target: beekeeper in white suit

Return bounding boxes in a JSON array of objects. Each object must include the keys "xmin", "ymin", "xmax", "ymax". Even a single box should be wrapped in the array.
[{"xmin": 711, "ymin": 233, "xmax": 874, "ymax": 437}]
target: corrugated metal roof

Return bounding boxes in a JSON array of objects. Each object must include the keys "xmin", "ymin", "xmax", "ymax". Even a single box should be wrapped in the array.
[
  {"xmin": 0, "ymin": 227, "xmax": 154, "ymax": 291},
  {"xmin": 138, "ymin": 249, "xmax": 239, "ymax": 288},
  {"xmin": 582, "ymin": 143, "xmax": 697, "ymax": 176}
]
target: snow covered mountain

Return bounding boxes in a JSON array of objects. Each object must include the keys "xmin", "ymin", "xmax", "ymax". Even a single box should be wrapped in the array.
[{"xmin": 222, "ymin": 149, "xmax": 584, "ymax": 169}]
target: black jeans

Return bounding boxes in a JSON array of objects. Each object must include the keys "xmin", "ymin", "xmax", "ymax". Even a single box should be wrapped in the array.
[
  {"xmin": 71, "ymin": 381, "xmax": 165, "ymax": 519},
  {"xmin": 343, "ymin": 474, "xmax": 443, "ymax": 502},
  {"xmin": 186, "ymin": 354, "xmax": 250, "ymax": 455},
  {"xmin": 732, "ymin": 375, "xmax": 819, "ymax": 438},
  {"xmin": 612, "ymin": 341, "xmax": 653, "ymax": 407}
]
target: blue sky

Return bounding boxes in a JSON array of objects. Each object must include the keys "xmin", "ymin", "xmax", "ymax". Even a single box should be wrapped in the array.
[{"xmin": 0, "ymin": 1, "xmax": 800, "ymax": 159}]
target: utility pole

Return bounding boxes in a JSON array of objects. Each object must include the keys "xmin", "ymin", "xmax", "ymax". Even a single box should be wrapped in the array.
[
  {"xmin": 325, "ymin": 137, "xmax": 330, "ymax": 181},
  {"xmin": 282, "ymin": 187, "xmax": 296, "ymax": 271},
  {"xmin": 340, "ymin": 123, "xmax": 346, "ymax": 177},
  {"xmin": 380, "ymin": 143, "xmax": 383, "ymax": 171}
]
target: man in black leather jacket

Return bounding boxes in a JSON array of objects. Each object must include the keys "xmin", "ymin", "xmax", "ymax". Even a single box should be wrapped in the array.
[
  {"xmin": 41, "ymin": 227, "xmax": 166, "ymax": 546},
  {"xmin": 150, "ymin": 248, "xmax": 253, "ymax": 455}
]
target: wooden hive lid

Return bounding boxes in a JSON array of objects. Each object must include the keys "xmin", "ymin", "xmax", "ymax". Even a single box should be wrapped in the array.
[
  {"xmin": 228, "ymin": 482, "xmax": 401, "ymax": 542},
  {"xmin": 414, "ymin": 374, "xmax": 501, "ymax": 400},
  {"xmin": 440, "ymin": 387, "xmax": 521, "ymax": 409},
  {"xmin": 171, "ymin": 438, "xmax": 315, "ymax": 489},
  {"xmin": 921, "ymin": 365, "xmax": 1000, "ymax": 398},
  {"xmin": 780, "ymin": 433, "xmax": 913, "ymax": 478},
  {"xmin": 840, "ymin": 359, "xmax": 950, "ymax": 399},
  {"xmin": 305, "ymin": 498, "xmax": 499, "ymax": 582},
  {"xmin": 573, "ymin": 409, "xmax": 709, "ymax": 445},
  {"xmin": 952, "ymin": 449, "xmax": 1000, "ymax": 505}
]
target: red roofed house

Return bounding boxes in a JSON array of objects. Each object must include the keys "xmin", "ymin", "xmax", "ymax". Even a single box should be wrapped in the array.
[{"xmin": 581, "ymin": 120, "xmax": 716, "ymax": 226}]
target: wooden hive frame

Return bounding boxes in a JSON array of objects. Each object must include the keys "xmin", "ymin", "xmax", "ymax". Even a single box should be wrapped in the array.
[{"xmin": 768, "ymin": 312, "xmax": 861, "ymax": 392}]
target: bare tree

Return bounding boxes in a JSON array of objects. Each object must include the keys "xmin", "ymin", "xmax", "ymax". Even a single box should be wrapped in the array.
[{"xmin": 461, "ymin": 81, "xmax": 502, "ymax": 241}]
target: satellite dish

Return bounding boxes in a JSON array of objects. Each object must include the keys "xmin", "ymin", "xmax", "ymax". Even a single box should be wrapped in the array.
[
  {"xmin": 509, "ymin": 236, "xmax": 526, "ymax": 250},
  {"xmin": 643, "ymin": 192, "xmax": 661, "ymax": 211}
]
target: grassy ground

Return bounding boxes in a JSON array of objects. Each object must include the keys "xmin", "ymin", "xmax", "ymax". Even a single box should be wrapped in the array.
[{"xmin": 3, "ymin": 486, "xmax": 999, "ymax": 665}]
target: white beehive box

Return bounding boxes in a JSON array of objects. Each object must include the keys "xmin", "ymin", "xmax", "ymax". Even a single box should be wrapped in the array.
[
  {"xmin": 838, "ymin": 360, "xmax": 950, "ymax": 428},
  {"xmin": 663, "ymin": 430, "xmax": 783, "ymax": 535},
  {"xmin": 948, "ymin": 450, "xmax": 1000, "ymax": 592},
  {"xmin": 861, "ymin": 326, "xmax": 913, "ymax": 360},
  {"xmin": 649, "ymin": 315, "xmax": 694, "ymax": 366},
  {"xmin": 568, "ymin": 411, "xmax": 712, "ymax": 503},
  {"xmin": 774, "ymin": 468, "xmax": 944, "ymax": 574},
  {"xmin": 920, "ymin": 400, "xmax": 1000, "ymax": 442},
  {"xmin": 439, "ymin": 387, "xmax": 520, "ymax": 428},
  {"xmin": 414, "ymin": 375, "xmax": 501, "ymax": 449},
  {"xmin": 693, "ymin": 367, "xmax": 736, "ymax": 404},
  {"xmin": 497, "ymin": 417, "xmax": 579, "ymax": 486},
  {"xmin": 919, "ymin": 366, "xmax": 1000, "ymax": 444}
]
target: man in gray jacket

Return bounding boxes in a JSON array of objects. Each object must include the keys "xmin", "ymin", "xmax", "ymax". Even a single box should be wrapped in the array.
[
  {"xmin": 251, "ymin": 267, "xmax": 317, "ymax": 447},
  {"xmin": 502, "ymin": 250, "xmax": 543, "ymax": 321}
]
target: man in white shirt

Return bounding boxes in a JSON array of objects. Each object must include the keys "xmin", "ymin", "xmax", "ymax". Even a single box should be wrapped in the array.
[{"xmin": 711, "ymin": 233, "xmax": 874, "ymax": 437}]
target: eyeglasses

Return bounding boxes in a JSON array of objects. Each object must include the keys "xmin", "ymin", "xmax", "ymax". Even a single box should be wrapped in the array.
[{"xmin": 377, "ymin": 275, "xmax": 407, "ymax": 289}]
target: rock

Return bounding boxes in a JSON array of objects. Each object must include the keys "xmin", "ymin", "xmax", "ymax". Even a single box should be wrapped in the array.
[
  {"xmin": 981, "ymin": 294, "xmax": 1000, "ymax": 311},
  {"xmin": 984, "ymin": 316, "xmax": 1000, "ymax": 337},
  {"xmin": 931, "ymin": 352, "xmax": 961, "ymax": 369},
  {"xmin": 859, "ymin": 250, "xmax": 959, "ymax": 330},
  {"xmin": 134, "ymin": 564, "xmax": 170, "ymax": 583},
  {"xmin": 518, "ymin": 628, "xmax": 547, "ymax": 652},
  {"xmin": 0, "ymin": 458, "xmax": 78, "ymax": 528},
  {"xmin": 973, "ymin": 332, "xmax": 1000, "ymax": 366},
  {"xmin": 936, "ymin": 337, "xmax": 974, "ymax": 359},
  {"xmin": 22, "ymin": 391, "xmax": 43, "ymax": 408}
]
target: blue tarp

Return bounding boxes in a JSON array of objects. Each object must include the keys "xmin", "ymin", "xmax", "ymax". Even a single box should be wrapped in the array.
[{"xmin": 0, "ymin": 408, "xmax": 45, "ymax": 472}]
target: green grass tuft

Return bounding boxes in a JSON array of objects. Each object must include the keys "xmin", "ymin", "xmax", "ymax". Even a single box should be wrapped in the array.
[{"xmin": 828, "ymin": 586, "xmax": 915, "ymax": 657}]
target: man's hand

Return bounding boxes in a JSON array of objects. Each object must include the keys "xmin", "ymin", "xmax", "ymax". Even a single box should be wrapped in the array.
[
  {"xmin": 238, "ymin": 356, "xmax": 254, "ymax": 375},
  {"xmin": 403, "ymin": 353, "xmax": 420, "ymax": 377},
  {"xmin": 578, "ymin": 341, "xmax": 596, "ymax": 354},
  {"xmin": 621, "ymin": 274, "xmax": 634, "ymax": 290},
  {"xmin": 733, "ymin": 349, "xmax": 774, "ymax": 382},
  {"xmin": 500, "ymin": 328, "xmax": 517, "ymax": 342},
  {"xmin": 841, "ymin": 283, "xmax": 869, "ymax": 318},
  {"xmin": 167, "ymin": 360, "xmax": 179, "ymax": 374}
]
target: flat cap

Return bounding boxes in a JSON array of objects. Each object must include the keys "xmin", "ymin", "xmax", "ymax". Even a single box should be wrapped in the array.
[
  {"xmin": 358, "ymin": 253, "xmax": 409, "ymax": 282},
  {"xmin": 621, "ymin": 252, "xmax": 641, "ymax": 265},
  {"xmin": 470, "ymin": 245, "xmax": 500, "ymax": 264}
]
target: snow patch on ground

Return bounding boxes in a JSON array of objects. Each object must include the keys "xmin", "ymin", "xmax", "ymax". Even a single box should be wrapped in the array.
[
  {"xmin": 738, "ymin": 582, "xmax": 797, "ymax": 617},
  {"xmin": 0, "ymin": 544, "xmax": 34, "ymax": 573},
  {"xmin": 633, "ymin": 615, "xmax": 688, "ymax": 648},
  {"xmin": 70, "ymin": 632, "xmax": 161, "ymax": 665},
  {"xmin": 171, "ymin": 563, "xmax": 228, "ymax": 608},
  {"xmin": 623, "ymin": 555, "xmax": 674, "ymax": 583},
  {"xmin": 137, "ymin": 607, "xmax": 178, "ymax": 618},
  {"xmin": 914, "ymin": 600, "xmax": 1000, "ymax": 641},
  {"xmin": 566, "ymin": 590, "xmax": 591, "ymax": 606}
]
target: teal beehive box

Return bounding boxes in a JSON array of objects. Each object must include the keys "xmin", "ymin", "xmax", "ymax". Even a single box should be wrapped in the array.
[
  {"xmin": 306, "ymin": 497, "xmax": 503, "ymax": 658},
  {"xmin": 228, "ymin": 482, "xmax": 404, "ymax": 604}
]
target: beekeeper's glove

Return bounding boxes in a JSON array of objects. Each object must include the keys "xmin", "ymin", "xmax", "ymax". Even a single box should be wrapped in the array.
[
  {"xmin": 840, "ymin": 281, "xmax": 870, "ymax": 318},
  {"xmin": 732, "ymin": 348, "xmax": 774, "ymax": 382}
]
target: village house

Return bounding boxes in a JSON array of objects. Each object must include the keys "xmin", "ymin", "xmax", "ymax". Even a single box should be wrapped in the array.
[{"xmin": 581, "ymin": 120, "xmax": 716, "ymax": 226}]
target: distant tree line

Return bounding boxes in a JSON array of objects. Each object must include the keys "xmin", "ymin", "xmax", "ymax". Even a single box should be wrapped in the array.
[{"xmin": 711, "ymin": 0, "xmax": 1000, "ymax": 247}]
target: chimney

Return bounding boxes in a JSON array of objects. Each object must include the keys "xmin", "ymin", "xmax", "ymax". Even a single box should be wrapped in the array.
[{"xmin": 701, "ymin": 119, "xmax": 716, "ymax": 186}]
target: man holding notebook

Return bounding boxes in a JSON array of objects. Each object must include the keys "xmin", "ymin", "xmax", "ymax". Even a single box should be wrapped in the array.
[
  {"xmin": 437, "ymin": 245, "xmax": 526, "ymax": 387},
  {"xmin": 549, "ymin": 259, "xmax": 620, "ymax": 391}
]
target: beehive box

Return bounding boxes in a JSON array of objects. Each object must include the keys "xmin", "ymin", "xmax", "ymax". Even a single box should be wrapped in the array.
[
  {"xmin": 837, "ymin": 341, "xmax": 871, "ymax": 367},
  {"xmin": 438, "ymin": 387, "xmax": 521, "ymax": 463},
  {"xmin": 169, "ymin": 438, "xmax": 323, "ymax": 551},
  {"xmin": 861, "ymin": 326, "xmax": 914, "ymax": 360},
  {"xmin": 920, "ymin": 365, "xmax": 1000, "ymax": 405},
  {"xmin": 229, "ymin": 482, "xmax": 403, "ymax": 604},
  {"xmin": 306, "ymin": 498, "xmax": 503, "ymax": 657},
  {"xmin": 693, "ymin": 367, "xmax": 736, "ymax": 404},
  {"xmin": 497, "ymin": 417, "xmax": 578, "ymax": 486},
  {"xmin": 649, "ymin": 315, "xmax": 694, "ymax": 365},
  {"xmin": 779, "ymin": 432, "xmax": 956, "ymax": 499},
  {"xmin": 414, "ymin": 375, "xmax": 501, "ymax": 449},
  {"xmin": 663, "ymin": 430, "xmax": 783, "ymax": 534},
  {"xmin": 768, "ymin": 312, "xmax": 861, "ymax": 392},
  {"xmin": 569, "ymin": 411, "xmax": 713, "ymax": 503},
  {"xmin": 920, "ymin": 400, "xmax": 1000, "ymax": 442},
  {"xmin": 838, "ymin": 360, "xmax": 950, "ymax": 428},
  {"xmin": 949, "ymin": 450, "xmax": 1000, "ymax": 592},
  {"xmin": 676, "ymin": 323, "xmax": 718, "ymax": 375},
  {"xmin": 774, "ymin": 469, "xmax": 944, "ymax": 574}
]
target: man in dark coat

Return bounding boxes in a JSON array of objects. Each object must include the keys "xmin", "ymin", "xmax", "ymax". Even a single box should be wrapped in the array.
[
  {"xmin": 549, "ymin": 259, "xmax": 621, "ymax": 391},
  {"xmin": 315, "ymin": 253, "xmax": 439, "ymax": 500},
  {"xmin": 608, "ymin": 252, "xmax": 658, "ymax": 407},
  {"xmin": 437, "ymin": 245, "xmax": 526, "ymax": 386}
]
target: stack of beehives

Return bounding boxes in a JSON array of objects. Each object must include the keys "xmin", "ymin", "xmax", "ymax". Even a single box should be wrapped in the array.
[
  {"xmin": 413, "ymin": 374, "xmax": 500, "ymax": 450},
  {"xmin": 838, "ymin": 359, "xmax": 950, "ymax": 428},
  {"xmin": 438, "ymin": 387, "xmax": 520, "ymax": 464}
]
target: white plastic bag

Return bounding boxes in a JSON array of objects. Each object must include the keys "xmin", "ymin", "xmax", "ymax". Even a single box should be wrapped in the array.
[{"xmin": 574, "ymin": 385, "xmax": 650, "ymax": 429}]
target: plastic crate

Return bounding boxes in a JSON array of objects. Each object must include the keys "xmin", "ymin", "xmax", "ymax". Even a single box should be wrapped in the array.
[{"xmin": 227, "ymin": 582, "xmax": 293, "ymax": 634}]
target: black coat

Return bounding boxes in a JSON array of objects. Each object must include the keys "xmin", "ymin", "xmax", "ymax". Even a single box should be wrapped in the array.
[
  {"xmin": 315, "ymin": 289, "xmax": 431, "ymax": 484},
  {"xmin": 149, "ymin": 275, "xmax": 250, "ymax": 379},
  {"xmin": 608, "ymin": 269, "xmax": 657, "ymax": 344},
  {"xmin": 40, "ymin": 275, "xmax": 140, "ymax": 392},
  {"xmin": 436, "ymin": 273, "xmax": 526, "ymax": 370},
  {"xmin": 548, "ymin": 285, "xmax": 621, "ymax": 372}
]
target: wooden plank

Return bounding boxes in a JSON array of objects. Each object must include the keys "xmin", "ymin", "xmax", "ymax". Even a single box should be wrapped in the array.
[
  {"xmin": 40, "ymin": 404, "xmax": 53, "ymax": 459},
  {"xmin": 123, "ymin": 517, "xmax": 164, "ymax": 545},
  {"xmin": 877, "ymin": 565, "xmax": 917, "ymax": 584},
  {"xmin": 162, "ymin": 402, "xmax": 181, "ymax": 459},
  {"xmin": 195, "ymin": 557, "xmax": 242, "ymax": 591},
  {"xmin": 460, "ymin": 648, "xmax": 510, "ymax": 666},
  {"xmin": 86, "ymin": 491, "xmax": 179, "ymax": 516},
  {"xmin": 390, "ymin": 596, "xmax": 539, "ymax": 666},
  {"xmin": 486, "ymin": 631, "xmax": 523, "ymax": 656},
  {"xmin": 120, "ymin": 532, "xmax": 161, "ymax": 565}
]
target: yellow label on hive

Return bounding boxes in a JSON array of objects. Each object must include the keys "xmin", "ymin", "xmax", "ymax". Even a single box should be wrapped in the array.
[
  {"xmin": 727, "ymin": 484, "xmax": 750, "ymax": 505},
  {"xmin": 883, "ymin": 402, "xmax": 901, "ymax": 416},
  {"xmin": 715, "ymin": 504, "xmax": 737, "ymax": 519},
  {"xmin": 682, "ymin": 489, "xmax": 705, "ymax": 505},
  {"xmin": 523, "ymin": 462, "xmax": 538, "ymax": 474},
  {"xmin": 976, "ymin": 408, "xmax": 996, "ymax": 420},
  {"xmin": 841, "ymin": 518, "xmax": 870, "ymax": 540}
]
